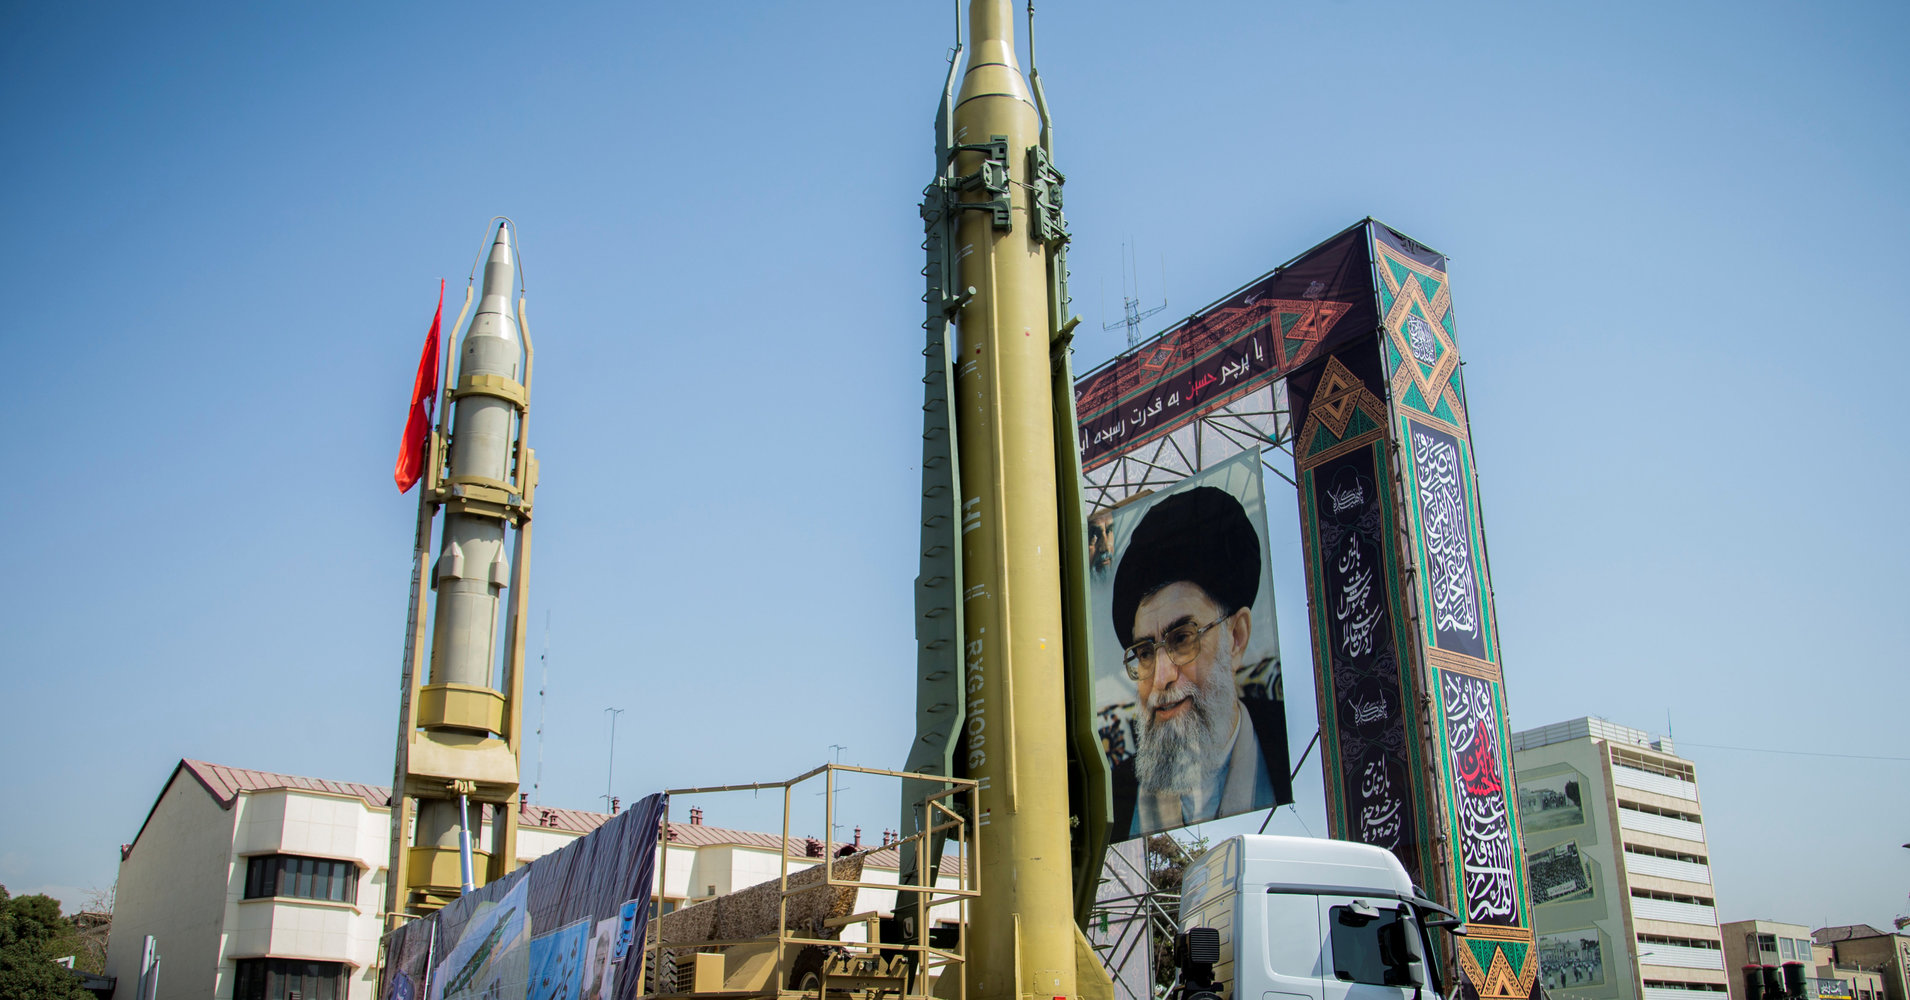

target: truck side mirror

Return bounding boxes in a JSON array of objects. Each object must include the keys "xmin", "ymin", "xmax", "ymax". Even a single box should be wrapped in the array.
[{"xmin": 1380, "ymin": 914, "xmax": 1424, "ymax": 988}]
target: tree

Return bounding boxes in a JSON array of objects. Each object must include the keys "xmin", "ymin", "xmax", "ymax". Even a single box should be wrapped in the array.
[
  {"xmin": 1145, "ymin": 832, "xmax": 1210, "ymax": 992},
  {"xmin": 0, "ymin": 886, "xmax": 95, "ymax": 1000}
]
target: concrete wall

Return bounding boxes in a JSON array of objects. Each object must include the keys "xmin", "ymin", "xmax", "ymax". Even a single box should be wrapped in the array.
[{"xmin": 106, "ymin": 771, "xmax": 240, "ymax": 1000}]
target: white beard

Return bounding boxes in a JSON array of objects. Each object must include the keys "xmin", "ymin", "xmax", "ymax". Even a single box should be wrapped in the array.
[{"xmin": 1135, "ymin": 624, "xmax": 1238, "ymax": 796}]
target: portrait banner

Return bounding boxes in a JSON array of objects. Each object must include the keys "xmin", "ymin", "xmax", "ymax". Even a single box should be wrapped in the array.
[{"xmin": 1087, "ymin": 447, "xmax": 1292, "ymax": 840}]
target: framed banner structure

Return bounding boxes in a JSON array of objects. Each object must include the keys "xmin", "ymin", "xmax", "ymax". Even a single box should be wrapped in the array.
[
  {"xmin": 1073, "ymin": 224, "xmax": 1376, "ymax": 508},
  {"xmin": 1070, "ymin": 218, "xmax": 1535, "ymax": 1000},
  {"xmin": 1288, "ymin": 220, "xmax": 1536, "ymax": 1000}
]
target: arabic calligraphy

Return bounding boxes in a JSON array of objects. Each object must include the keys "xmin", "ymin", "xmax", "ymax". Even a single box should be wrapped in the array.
[
  {"xmin": 1406, "ymin": 315, "xmax": 1440, "ymax": 365},
  {"xmin": 1076, "ymin": 325, "xmax": 1278, "ymax": 464},
  {"xmin": 1411, "ymin": 423, "xmax": 1484, "ymax": 655},
  {"xmin": 1443, "ymin": 671, "xmax": 1517, "ymax": 924},
  {"xmin": 1334, "ymin": 537, "xmax": 1384, "ymax": 657},
  {"xmin": 1358, "ymin": 753, "xmax": 1403, "ymax": 847},
  {"xmin": 1313, "ymin": 446, "xmax": 1419, "ymax": 878}
]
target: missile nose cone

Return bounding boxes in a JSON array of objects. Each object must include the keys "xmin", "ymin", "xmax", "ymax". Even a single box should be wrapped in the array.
[{"xmin": 488, "ymin": 224, "xmax": 513, "ymax": 266}]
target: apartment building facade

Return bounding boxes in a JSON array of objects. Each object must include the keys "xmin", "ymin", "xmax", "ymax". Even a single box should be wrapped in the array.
[
  {"xmin": 105, "ymin": 761, "xmax": 934, "ymax": 1000},
  {"xmin": 1513, "ymin": 717, "xmax": 1729, "ymax": 1000}
]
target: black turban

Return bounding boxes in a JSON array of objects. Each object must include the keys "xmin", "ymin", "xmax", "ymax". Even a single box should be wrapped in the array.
[{"xmin": 1111, "ymin": 486, "xmax": 1261, "ymax": 648}]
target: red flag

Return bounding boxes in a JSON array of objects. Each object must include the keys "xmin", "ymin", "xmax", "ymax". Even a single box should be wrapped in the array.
[{"xmin": 394, "ymin": 280, "xmax": 444, "ymax": 493}]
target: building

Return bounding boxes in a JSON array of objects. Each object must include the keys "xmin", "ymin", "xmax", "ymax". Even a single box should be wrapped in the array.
[
  {"xmin": 1815, "ymin": 926, "xmax": 1910, "ymax": 1000},
  {"xmin": 1512, "ymin": 717, "xmax": 1729, "ymax": 1000},
  {"xmin": 1717, "ymin": 919, "xmax": 1886, "ymax": 1000},
  {"xmin": 105, "ymin": 760, "xmax": 937, "ymax": 1000}
]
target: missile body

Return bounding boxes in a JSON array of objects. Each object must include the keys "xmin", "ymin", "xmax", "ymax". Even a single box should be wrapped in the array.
[
  {"xmin": 388, "ymin": 223, "xmax": 535, "ymax": 917},
  {"xmin": 948, "ymin": 6, "xmax": 1093, "ymax": 999}
]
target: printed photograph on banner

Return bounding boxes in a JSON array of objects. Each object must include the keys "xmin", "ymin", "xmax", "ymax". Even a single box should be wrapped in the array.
[
  {"xmin": 1089, "ymin": 447, "xmax": 1293, "ymax": 840},
  {"xmin": 432, "ymin": 876, "xmax": 532, "ymax": 1000},
  {"xmin": 1518, "ymin": 771, "xmax": 1587, "ymax": 833},
  {"xmin": 528, "ymin": 918, "xmax": 593, "ymax": 1000},
  {"xmin": 1528, "ymin": 841, "xmax": 1594, "ymax": 905},
  {"xmin": 583, "ymin": 915, "xmax": 618, "ymax": 1000},
  {"xmin": 1539, "ymin": 929, "xmax": 1606, "ymax": 990}
]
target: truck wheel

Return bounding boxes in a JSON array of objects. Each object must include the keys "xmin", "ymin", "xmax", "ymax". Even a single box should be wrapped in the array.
[{"xmin": 789, "ymin": 946, "xmax": 829, "ymax": 994}]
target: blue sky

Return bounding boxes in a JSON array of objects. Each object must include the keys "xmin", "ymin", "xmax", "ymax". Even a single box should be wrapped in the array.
[{"xmin": 2, "ymin": 1, "xmax": 1904, "ymax": 931}]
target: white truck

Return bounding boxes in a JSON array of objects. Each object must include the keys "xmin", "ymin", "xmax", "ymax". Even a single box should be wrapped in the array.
[{"xmin": 1170, "ymin": 835, "xmax": 1465, "ymax": 1000}]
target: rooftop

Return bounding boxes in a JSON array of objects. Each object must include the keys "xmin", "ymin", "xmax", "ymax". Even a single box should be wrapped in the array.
[
  {"xmin": 1511, "ymin": 716, "xmax": 1680, "ymax": 756},
  {"xmin": 127, "ymin": 759, "xmax": 938, "ymax": 871}
]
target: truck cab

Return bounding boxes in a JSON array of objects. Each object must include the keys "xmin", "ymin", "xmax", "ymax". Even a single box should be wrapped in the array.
[{"xmin": 1175, "ymin": 835, "xmax": 1461, "ymax": 1000}]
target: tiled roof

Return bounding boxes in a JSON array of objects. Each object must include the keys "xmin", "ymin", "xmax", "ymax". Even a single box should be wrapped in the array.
[
  {"xmin": 181, "ymin": 759, "xmax": 391, "ymax": 810},
  {"xmin": 128, "ymin": 760, "xmax": 962, "ymax": 875}
]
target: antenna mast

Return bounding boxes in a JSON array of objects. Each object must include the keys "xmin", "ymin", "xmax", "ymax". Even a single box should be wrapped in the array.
[{"xmin": 1101, "ymin": 241, "xmax": 1167, "ymax": 350}]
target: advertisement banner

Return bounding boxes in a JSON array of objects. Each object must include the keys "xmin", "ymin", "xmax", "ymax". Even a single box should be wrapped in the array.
[
  {"xmin": 381, "ymin": 792, "xmax": 668, "ymax": 1000},
  {"xmin": 1087, "ymin": 448, "xmax": 1292, "ymax": 840},
  {"xmin": 1073, "ymin": 224, "xmax": 1373, "ymax": 471}
]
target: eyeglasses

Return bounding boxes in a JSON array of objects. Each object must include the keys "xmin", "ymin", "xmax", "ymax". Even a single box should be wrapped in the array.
[{"xmin": 1123, "ymin": 616, "xmax": 1225, "ymax": 680}]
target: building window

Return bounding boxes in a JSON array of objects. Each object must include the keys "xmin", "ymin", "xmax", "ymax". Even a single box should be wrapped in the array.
[
  {"xmin": 1781, "ymin": 938, "xmax": 1796, "ymax": 961},
  {"xmin": 243, "ymin": 854, "xmax": 358, "ymax": 904},
  {"xmin": 1755, "ymin": 934, "xmax": 1777, "ymax": 954},
  {"xmin": 233, "ymin": 958, "xmax": 347, "ymax": 1000}
]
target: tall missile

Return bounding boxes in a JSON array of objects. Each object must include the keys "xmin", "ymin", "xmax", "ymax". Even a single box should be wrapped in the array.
[
  {"xmin": 905, "ymin": 5, "xmax": 1113, "ymax": 1000},
  {"xmin": 386, "ymin": 222, "xmax": 538, "ymax": 920}
]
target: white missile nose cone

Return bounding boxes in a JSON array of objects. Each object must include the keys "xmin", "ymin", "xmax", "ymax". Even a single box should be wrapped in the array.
[{"xmin": 493, "ymin": 223, "xmax": 510, "ymax": 247}]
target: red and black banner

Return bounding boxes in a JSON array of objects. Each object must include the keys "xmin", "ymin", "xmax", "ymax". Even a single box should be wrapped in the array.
[{"xmin": 1073, "ymin": 223, "xmax": 1374, "ymax": 470}]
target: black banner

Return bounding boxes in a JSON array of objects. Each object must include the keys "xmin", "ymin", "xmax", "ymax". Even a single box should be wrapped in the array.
[
  {"xmin": 1309, "ymin": 443, "xmax": 1420, "ymax": 877},
  {"xmin": 1405, "ymin": 420, "xmax": 1488, "ymax": 661}
]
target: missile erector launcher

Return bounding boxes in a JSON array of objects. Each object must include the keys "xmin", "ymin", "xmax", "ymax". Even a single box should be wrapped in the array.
[
  {"xmin": 904, "ymin": 4, "xmax": 1115, "ymax": 1000},
  {"xmin": 386, "ymin": 222, "xmax": 538, "ymax": 920}
]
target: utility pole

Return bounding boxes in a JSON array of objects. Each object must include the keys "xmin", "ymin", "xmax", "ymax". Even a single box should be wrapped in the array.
[{"xmin": 603, "ymin": 707, "xmax": 625, "ymax": 810}]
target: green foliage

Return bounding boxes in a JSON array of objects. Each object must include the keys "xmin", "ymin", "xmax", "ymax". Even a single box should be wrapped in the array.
[
  {"xmin": 1145, "ymin": 832, "xmax": 1211, "ymax": 991},
  {"xmin": 0, "ymin": 886, "xmax": 95, "ymax": 1000}
]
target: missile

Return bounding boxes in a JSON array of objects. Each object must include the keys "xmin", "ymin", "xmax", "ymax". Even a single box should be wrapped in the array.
[
  {"xmin": 388, "ymin": 221, "xmax": 536, "ymax": 916},
  {"xmin": 932, "ymin": 4, "xmax": 1112, "ymax": 999}
]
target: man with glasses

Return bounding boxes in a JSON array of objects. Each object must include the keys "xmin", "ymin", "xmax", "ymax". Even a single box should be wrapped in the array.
[{"xmin": 1108, "ymin": 486, "xmax": 1288, "ymax": 838}]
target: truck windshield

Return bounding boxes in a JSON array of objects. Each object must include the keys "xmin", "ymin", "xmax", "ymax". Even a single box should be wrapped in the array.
[{"xmin": 1328, "ymin": 903, "xmax": 1422, "ymax": 988}]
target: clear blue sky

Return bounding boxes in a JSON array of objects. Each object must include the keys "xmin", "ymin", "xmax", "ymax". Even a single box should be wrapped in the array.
[{"xmin": 3, "ymin": 1, "xmax": 1904, "ymax": 931}]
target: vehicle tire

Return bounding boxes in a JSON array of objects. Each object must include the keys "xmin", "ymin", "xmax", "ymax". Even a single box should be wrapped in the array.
[{"xmin": 789, "ymin": 946, "xmax": 830, "ymax": 994}]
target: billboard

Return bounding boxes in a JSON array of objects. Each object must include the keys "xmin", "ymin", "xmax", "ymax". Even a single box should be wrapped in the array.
[
  {"xmin": 381, "ymin": 793, "xmax": 667, "ymax": 1000},
  {"xmin": 1073, "ymin": 224, "xmax": 1374, "ymax": 472},
  {"xmin": 1088, "ymin": 447, "xmax": 1292, "ymax": 839},
  {"xmin": 1291, "ymin": 220, "xmax": 1537, "ymax": 1000}
]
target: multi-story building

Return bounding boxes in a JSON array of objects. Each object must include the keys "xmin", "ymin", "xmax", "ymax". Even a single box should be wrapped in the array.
[
  {"xmin": 1815, "ymin": 926, "xmax": 1910, "ymax": 1000},
  {"xmin": 1718, "ymin": 918, "xmax": 1876, "ymax": 1000},
  {"xmin": 104, "ymin": 760, "xmax": 928, "ymax": 1000},
  {"xmin": 1512, "ymin": 717, "xmax": 1729, "ymax": 1000}
]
